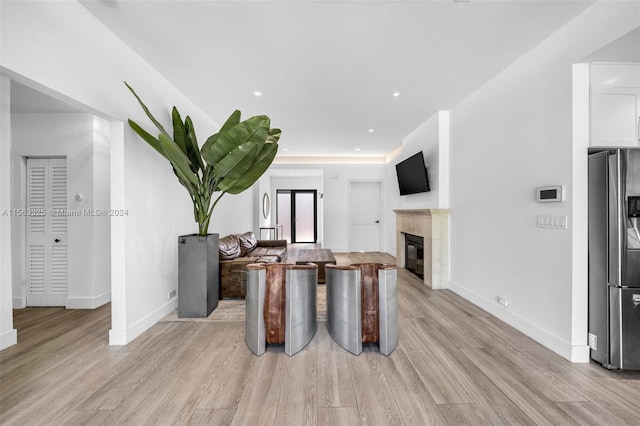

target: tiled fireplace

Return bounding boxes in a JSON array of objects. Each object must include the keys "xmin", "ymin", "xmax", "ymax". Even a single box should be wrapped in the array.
[{"xmin": 394, "ymin": 209, "xmax": 450, "ymax": 289}]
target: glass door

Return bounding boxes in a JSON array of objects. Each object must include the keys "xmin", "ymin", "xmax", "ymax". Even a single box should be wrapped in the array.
[{"xmin": 276, "ymin": 190, "xmax": 317, "ymax": 243}]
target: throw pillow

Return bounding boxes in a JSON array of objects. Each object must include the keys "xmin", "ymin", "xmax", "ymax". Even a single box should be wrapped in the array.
[
  {"xmin": 237, "ymin": 231, "xmax": 258, "ymax": 255},
  {"xmin": 219, "ymin": 234, "xmax": 241, "ymax": 260}
]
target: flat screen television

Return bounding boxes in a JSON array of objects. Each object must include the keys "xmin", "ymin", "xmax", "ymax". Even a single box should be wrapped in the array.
[{"xmin": 395, "ymin": 152, "xmax": 430, "ymax": 195}]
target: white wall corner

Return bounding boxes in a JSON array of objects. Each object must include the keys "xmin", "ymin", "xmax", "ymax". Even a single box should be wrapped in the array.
[
  {"xmin": 438, "ymin": 110, "xmax": 450, "ymax": 208},
  {"xmin": 1, "ymin": 75, "xmax": 16, "ymax": 350},
  {"xmin": 570, "ymin": 345, "xmax": 591, "ymax": 363},
  {"xmin": 0, "ymin": 329, "xmax": 18, "ymax": 351},
  {"xmin": 12, "ymin": 297, "xmax": 25, "ymax": 309},
  {"xmin": 109, "ymin": 121, "xmax": 126, "ymax": 345},
  {"xmin": 571, "ymin": 63, "xmax": 590, "ymax": 354},
  {"xmin": 109, "ymin": 298, "xmax": 177, "ymax": 346}
]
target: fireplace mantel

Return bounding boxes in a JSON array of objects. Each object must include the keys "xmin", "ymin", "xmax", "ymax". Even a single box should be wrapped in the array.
[{"xmin": 394, "ymin": 209, "xmax": 450, "ymax": 289}]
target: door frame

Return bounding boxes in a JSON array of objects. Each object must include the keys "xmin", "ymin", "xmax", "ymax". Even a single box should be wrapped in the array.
[
  {"xmin": 347, "ymin": 179, "xmax": 383, "ymax": 252},
  {"xmin": 276, "ymin": 189, "xmax": 318, "ymax": 243},
  {"xmin": 24, "ymin": 156, "xmax": 68, "ymax": 307}
]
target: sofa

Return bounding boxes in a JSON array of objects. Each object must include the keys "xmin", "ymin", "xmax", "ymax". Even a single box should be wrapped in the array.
[{"xmin": 219, "ymin": 231, "xmax": 287, "ymax": 299}]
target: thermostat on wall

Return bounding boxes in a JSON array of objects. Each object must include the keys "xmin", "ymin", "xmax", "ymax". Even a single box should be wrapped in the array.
[{"xmin": 536, "ymin": 185, "xmax": 564, "ymax": 203}]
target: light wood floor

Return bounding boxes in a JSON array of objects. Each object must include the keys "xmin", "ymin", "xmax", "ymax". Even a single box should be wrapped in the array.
[{"xmin": 2, "ymin": 252, "xmax": 640, "ymax": 425}]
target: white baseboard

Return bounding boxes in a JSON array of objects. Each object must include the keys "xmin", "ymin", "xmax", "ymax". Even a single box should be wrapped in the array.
[
  {"xmin": 109, "ymin": 298, "xmax": 177, "ymax": 346},
  {"xmin": 570, "ymin": 344, "xmax": 591, "ymax": 363},
  {"xmin": 0, "ymin": 328, "xmax": 17, "ymax": 351},
  {"xmin": 66, "ymin": 291, "xmax": 111, "ymax": 309},
  {"xmin": 13, "ymin": 297, "xmax": 25, "ymax": 309},
  {"xmin": 448, "ymin": 280, "xmax": 589, "ymax": 363}
]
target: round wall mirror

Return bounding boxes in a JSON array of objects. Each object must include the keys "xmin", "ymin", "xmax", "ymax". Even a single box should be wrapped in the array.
[{"xmin": 262, "ymin": 193, "xmax": 270, "ymax": 219}]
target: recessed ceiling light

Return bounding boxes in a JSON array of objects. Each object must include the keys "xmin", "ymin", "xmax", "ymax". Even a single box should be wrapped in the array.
[
  {"xmin": 253, "ymin": 91, "xmax": 262, "ymax": 97},
  {"xmin": 368, "ymin": 129, "xmax": 375, "ymax": 133},
  {"xmin": 282, "ymin": 148, "xmax": 288, "ymax": 151},
  {"xmin": 392, "ymin": 92, "xmax": 400, "ymax": 97},
  {"xmin": 355, "ymin": 148, "xmax": 361, "ymax": 152}
]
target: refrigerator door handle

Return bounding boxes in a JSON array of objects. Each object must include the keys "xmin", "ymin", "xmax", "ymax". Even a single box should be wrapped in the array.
[{"xmin": 608, "ymin": 151, "xmax": 623, "ymax": 287}]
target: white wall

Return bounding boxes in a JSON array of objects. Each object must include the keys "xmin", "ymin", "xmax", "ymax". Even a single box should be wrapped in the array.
[
  {"xmin": 0, "ymin": 1, "xmax": 252, "ymax": 347},
  {"xmin": 92, "ymin": 116, "xmax": 112, "ymax": 306},
  {"xmin": 385, "ymin": 110, "xmax": 451, "ymax": 255},
  {"xmin": 267, "ymin": 164, "xmax": 386, "ymax": 252},
  {"xmin": 10, "ymin": 112, "xmax": 111, "ymax": 309},
  {"xmin": 445, "ymin": 2, "xmax": 640, "ymax": 362},
  {"xmin": 0, "ymin": 76, "xmax": 16, "ymax": 350},
  {"xmin": 390, "ymin": 112, "xmax": 445, "ymax": 209}
]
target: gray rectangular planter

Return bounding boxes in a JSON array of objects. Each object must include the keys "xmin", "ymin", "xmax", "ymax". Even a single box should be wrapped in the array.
[{"xmin": 178, "ymin": 233, "xmax": 219, "ymax": 318}]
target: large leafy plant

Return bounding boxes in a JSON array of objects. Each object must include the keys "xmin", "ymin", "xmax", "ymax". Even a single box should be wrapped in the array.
[{"xmin": 126, "ymin": 83, "xmax": 280, "ymax": 236}]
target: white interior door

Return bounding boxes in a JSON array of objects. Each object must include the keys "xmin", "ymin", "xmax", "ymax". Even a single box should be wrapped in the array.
[
  {"xmin": 26, "ymin": 157, "xmax": 68, "ymax": 306},
  {"xmin": 349, "ymin": 181, "xmax": 381, "ymax": 252}
]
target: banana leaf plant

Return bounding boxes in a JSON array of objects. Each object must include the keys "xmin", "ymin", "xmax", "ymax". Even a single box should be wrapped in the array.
[{"xmin": 125, "ymin": 82, "xmax": 280, "ymax": 236}]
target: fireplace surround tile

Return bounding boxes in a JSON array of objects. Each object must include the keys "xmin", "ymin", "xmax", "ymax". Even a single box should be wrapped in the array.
[{"xmin": 394, "ymin": 209, "xmax": 449, "ymax": 289}]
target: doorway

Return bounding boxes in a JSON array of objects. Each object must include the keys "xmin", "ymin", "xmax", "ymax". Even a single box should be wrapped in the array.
[
  {"xmin": 25, "ymin": 157, "xmax": 68, "ymax": 306},
  {"xmin": 276, "ymin": 189, "xmax": 317, "ymax": 243}
]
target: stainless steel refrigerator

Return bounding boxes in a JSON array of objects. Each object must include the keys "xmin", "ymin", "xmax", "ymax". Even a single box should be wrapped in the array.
[{"xmin": 589, "ymin": 149, "xmax": 640, "ymax": 370}]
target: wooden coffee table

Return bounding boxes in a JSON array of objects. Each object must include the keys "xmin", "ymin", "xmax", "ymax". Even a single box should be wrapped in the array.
[{"xmin": 295, "ymin": 249, "xmax": 336, "ymax": 283}]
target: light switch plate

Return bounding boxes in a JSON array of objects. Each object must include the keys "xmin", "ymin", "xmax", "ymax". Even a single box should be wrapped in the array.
[{"xmin": 537, "ymin": 215, "xmax": 567, "ymax": 229}]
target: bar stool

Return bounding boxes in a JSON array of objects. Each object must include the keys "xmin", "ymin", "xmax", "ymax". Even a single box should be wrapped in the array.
[
  {"xmin": 245, "ymin": 263, "xmax": 318, "ymax": 356},
  {"xmin": 325, "ymin": 263, "xmax": 398, "ymax": 356}
]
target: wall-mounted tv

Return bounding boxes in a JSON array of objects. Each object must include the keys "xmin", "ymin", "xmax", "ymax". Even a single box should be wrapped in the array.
[{"xmin": 395, "ymin": 151, "xmax": 430, "ymax": 195}]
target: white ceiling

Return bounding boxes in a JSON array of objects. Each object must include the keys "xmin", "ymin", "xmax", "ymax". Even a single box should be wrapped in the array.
[{"xmin": 19, "ymin": 1, "xmax": 596, "ymax": 158}]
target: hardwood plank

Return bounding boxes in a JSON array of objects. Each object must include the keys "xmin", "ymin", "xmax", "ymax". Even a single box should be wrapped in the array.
[
  {"xmin": 316, "ymin": 324, "xmax": 357, "ymax": 408},
  {"xmin": 377, "ymin": 347, "xmax": 447, "ymax": 425},
  {"xmin": 229, "ymin": 351, "xmax": 285, "ymax": 426},
  {"xmin": 412, "ymin": 317, "xmax": 534, "ymax": 425},
  {"xmin": 188, "ymin": 409, "xmax": 235, "ymax": 426},
  {"xmin": 348, "ymin": 349, "xmax": 405, "ymax": 426},
  {"xmin": 76, "ymin": 322, "xmax": 193, "ymax": 411},
  {"xmin": 318, "ymin": 407, "xmax": 362, "ymax": 426},
  {"xmin": 419, "ymin": 298, "xmax": 484, "ymax": 349},
  {"xmin": 273, "ymin": 339, "xmax": 318, "ymax": 426},
  {"xmin": 397, "ymin": 273, "xmax": 433, "ymax": 319},
  {"xmin": 197, "ymin": 330, "xmax": 257, "ymax": 410},
  {"xmin": 432, "ymin": 289, "xmax": 490, "ymax": 319},
  {"xmin": 460, "ymin": 347, "xmax": 579, "ymax": 425},
  {"xmin": 555, "ymin": 401, "xmax": 627, "ymax": 426},
  {"xmin": 398, "ymin": 316, "xmax": 475, "ymax": 404},
  {"xmin": 125, "ymin": 349, "xmax": 229, "ymax": 425},
  {"xmin": 197, "ymin": 321, "xmax": 247, "ymax": 353},
  {"xmin": 2, "ymin": 347, "xmax": 128, "ymax": 425},
  {"xmin": 457, "ymin": 314, "xmax": 588, "ymax": 403},
  {"xmin": 48, "ymin": 409, "xmax": 114, "ymax": 426},
  {"xmin": 472, "ymin": 315, "xmax": 640, "ymax": 424},
  {"xmin": 0, "ymin": 351, "xmax": 61, "ymax": 411},
  {"xmin": 438, "ymin": 403, "xmax": 491, "ymax": 425},
  {"xmin": 99, "ymin": 326, "xmax": 203, "ymax": 424}
]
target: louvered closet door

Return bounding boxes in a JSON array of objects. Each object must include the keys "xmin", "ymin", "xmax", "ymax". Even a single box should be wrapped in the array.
[{"xmin": 26, "ymin": 158, "xmax": 68, "ymax": 306}]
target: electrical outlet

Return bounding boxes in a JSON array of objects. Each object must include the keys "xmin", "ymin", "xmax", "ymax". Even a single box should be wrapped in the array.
[
  {"xmin": 168, "ymin": 289, "xmax": 177, "ymax": 299},
  {"xmin": 588, "ymin": 333, "xmax": 597, "ymax": 351},
  {"xmin": 498, "ymin": 297, "xmax": 510, "ymax": 307}
]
